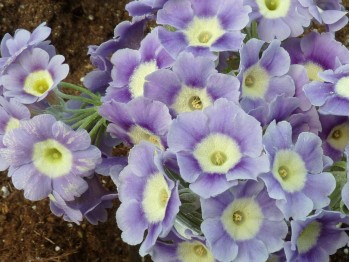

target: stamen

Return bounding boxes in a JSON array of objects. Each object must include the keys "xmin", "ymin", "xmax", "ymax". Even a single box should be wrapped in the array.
[
  {"xmin": 189, "ymin": 96, "xmax": 203, "ymax": 110},
  {"xmin": 265, "ymin": 0, "xmax": 279, "ymax": 10},
  {"xmin": 193, "ymin": 244, "xmax": 207, "ymax": 257},
  {"xmin": 198, "ymin": 31, "xmax": 212, "ymax": 44},
  {"xmin": 46, "ymin": 148, "xmax": 62, "ymax": 161},
  {"xmin": 278, "ymin": 166, "xmax": 289, "ymax": 180},
  {"xmin": 211, "ymin": 151, "xmax": 227, "ymax": 166},
  {"xmin": 232, "ymin": 211, "xmax": 244, "ymax": 224},
  {"xmin": 159, "ymin": 189, "xmax": 169, "ymax": 207},
  {"xmin": 332, "ymin": 130, "xmax": 342, "ymax": 139},
  {"xmin": 244, "ymin": 75, "xmax": 255, "ymax": 87}
]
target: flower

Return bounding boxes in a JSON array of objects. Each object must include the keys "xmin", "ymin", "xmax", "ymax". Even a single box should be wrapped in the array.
[
  {"xmin": 145, "ymin": 52, "xmax": 240, "ymax": 116},
  {"xmin": 261, "ymin": 121, "xmax": 336, "ymax": 219},
  {"xmin": 104, "ymin": 28, "xmax": 173, "ymax": 102},
  {"xmin": 341, "ymin": 146, "xmax": 349, "ymax": 210},
  {"xmin": 99, "ymin": 97, "xmax": 172, "ymax": 150},
  {"xmin": 84, "ymin": 19, "xmax": 146, "ymax": 94},
  {"xmin": 157, "ymin": 0, "xmax": 251, "ymax": 58},
  {"xmin": 284, "ymin": 210, "xmax": 348, "ymax": 261},
  {"xmin": 244, "ymin": 0, "xmax": 311, "ymax": 41},
  {"xmin": 49, "ymin": 175, "xmax": 117, "ymax": 225},
  {"xmin": 319, "ymin": 114, "xmax": 348, "ymax": 162},
  {"xmin": 115, "ymin": 142, "xmax": 181, "ymax": 256},
  {"xmin": 126, "ymin": 0, "xmax": 168, "ymax": 18},
  {"xmin": 299, "ymin": 0, "xmax": 348, "ymax": 32},
  {"xmin": 201, "ymin": 180, "xmax": 288, "ymax": 262},
  {"xmin": 0, "ymin": 97, "xmax": 31, "ymax": 171},
  {"xmin": 304, "ymin": 64, "xmax": 349, "ymax": 116},
  {"xmin": 167, "ymin": 98, "xmax": 269, "ymax": 198},
  {"xmin": 282, "ymin": 32, "xmax": 348, "ymax": 82},
  {"xmin": 1, "ymin": 48, "xmax": 69, "ymax": 104},
  {"xmin": 238, "ymin": 39, "xmax": 294, "ymax": 102},
  {"xmin": 0, "ymin": 114, "xmax": 101, "ymax": 201}
]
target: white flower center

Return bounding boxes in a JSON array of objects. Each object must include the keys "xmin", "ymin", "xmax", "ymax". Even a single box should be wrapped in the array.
[
  {"xmin": 129, "ymin": 125, "xmax": 163, "ymax": 149},
  {"xmin": 221, "ymin": 198, "xmax": 264, "ymax": 241},
  {"xmin": 242, "ymin": 65, "xmax": 269, "ymax": 99},
  {"xmin": 272, "ymin": 150, "xmax": 307, "ymax": 193},
  {"xmin": 24, "ymin": 70, "xmax": 54, "ymax": 97},
  {"xmin": 32, "ymin": 139, "xmax": 73, "ymax": 178},
  {"xmin": 129, "ymin": 60, "xmax": 158, "ymax": 98},
  {"xmin": 184, "ymin": 17, "xmax": 225, "ymax": 47},
  {"xmin": 297, "ymin": 221, "xmax": 322, "ymax": 254},
  {"xmin": 177, "ymin": 241, "xmax": 215, "ymax": 262},
  {"xmin": 5, "ymin": 117, "xmax": 20, "ymax": 134},
  {"xmin": 335, "ymin": 77, "xmax": 349, "ymax": 98},
  {"xmin": 327, "ymin": 123, "xmax": 349, "ymax": 151},
  {"xmin": 172, "ymin": 86, "xmax": 213, "ymax": 114},
  {"xmin": 304, "ymin": 62, "xmax": 323, "ymax": 81},
  {"xmin": 193, "ymin": 133, "xmax": 241, "ymax": 174},
  {"xmin": 256, "ymin": 0, "xmax": 291, "ymax": 18},
  {"xmin": 142, "ymin": 173, "xmax": 170, "ymax": 223}
]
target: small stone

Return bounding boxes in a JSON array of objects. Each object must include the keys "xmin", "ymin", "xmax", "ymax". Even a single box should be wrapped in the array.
[
  {"xmin": 31, "ymin": 205, "xmax": 36, "ymax": 210},
  {"xmin": 55, "ymin": 246, "xmax": 60, "ymax": 252},
  {"xmin": 1, "ymin": 186, "xmax": 10, "ymax": 198},
  {"xmin": 88, "ymin": 15, "xmax": 94, "ymax": 21},
  {"xmin": 80, "ymin": 77, "xmax": 84, "ymax": 82},
  {"xmin": 67, "ymin": 223, "xmax": 73, "ymax": 228},
  {"xmin": 344, "ymin": 248, "xmax": 349, "ymax": 254}
]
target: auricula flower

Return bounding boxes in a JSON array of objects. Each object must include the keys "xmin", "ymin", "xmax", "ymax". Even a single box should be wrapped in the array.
[
  {"xmin": 50, "ymin": 175, "xmax": 117, "ymax": 225},
  {"xmin": 126, "ymin": 0, "xmax": 168, "ymax": 18},
  {"xmin": 284, "ymin": 210, "xmax": 348, "ymax": 262},
  {"xmin": 145, "ymin": 52, "xmax": 240, "ymax": 116},
  {"xmin": 282, "ymin": 32, "xmax": 348, "ymax": 82},
  {"xmin": 1, "ymin": 48, "xmax": 69, "ymax": 104},
  {"xmin": 0, "ymin": 114, "xmax": 101, "ymax": 201},
  {"xmin": 0, "ymin": 97, "xmax": 31, "ymax": 171},
  {"xmin": 238, "ymin": 39, "xmax": 295, "ymax": 103},
  {"xmin": 201, "ymin": 180, "xmax": 288, "ymax": 262},
  {"xmin": 319, "ymin": 115, "xmax": 348, "ymax": 162},
  {"xmin": 104, "ymin": 28, "xmax": 173, "ymax": 102},
  {"xmin": 167, "ymin": 98, "xmax": 269, "ymax": 198},
  {"xmin": 342, "ymin": 146, "xmax": 349, "ymax": 210},
  {"xmin": 115, "ymin": 142, "xmax": 180, "ymax": 256},
  {"xmin": 299, "ymin": 0, "xmax": 348, "ymax": 32},
  {"xmin": 304, "ymin": 64, "xmax": 349, "ymax": 116},
  {"xmin": 157, "ymin": 0, "xmax": 251, "ymax": 58},
  {"xmin": 244, "ymin": 0, "xmax": 311, "ymax": 41},
  {"xmin": 261, "ymin": 121, "xmax": 336, "ymax": 219},
  {"xmin": 99, "ymin": 97, "xmax": 172, "ymax": 150}
]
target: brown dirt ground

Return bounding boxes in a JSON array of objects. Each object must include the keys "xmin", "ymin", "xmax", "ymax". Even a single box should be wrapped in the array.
[{"xmin": 0, "ymin": 0, "xmax": 349, "ymax": 261}]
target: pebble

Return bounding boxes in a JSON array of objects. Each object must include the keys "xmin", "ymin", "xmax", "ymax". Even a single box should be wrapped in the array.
[
  {"xmin": 80, "ymin": 77, "xmax": 84, "ymax": 82},
  {"xmin": 67, "ymin": 223, "xmax": 73, "ymax": 228},
  {"xmin": 1, "ymin": 186, "xmax": 9, "ymax": 198},
  {"xmin": 344, "ymin": 248, "xmax": 349, "ymax": 254},
  {"xmin": 31, "ymin": 205, "xmax": 36, "ymax": 210},
  {"xmin": 55, "ymin": 246, "xmax": 61, "ymax": 252},
  {"xmin": 88, "ymin": 15, "xmax": 94, "ymax": 21}
]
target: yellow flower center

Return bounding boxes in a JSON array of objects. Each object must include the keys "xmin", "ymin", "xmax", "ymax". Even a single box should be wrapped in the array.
[
  {"xmin": 327, "ymin": 123, "xmax": 349, "ymax": 151},
  {"xmin": 297, "ymin": 221, "xmax": 322, "ymax": 253},
  {"xmin": 265, "ymin": 0, "xmax": 279, "ymax": 10},
  {"xmin": 193, "ymin": 245, "xmax": 207, "ymax": 257},
  {"xmin": 210, "ymin": 151, "xmax": 227, "ymax": 166},
  {"xmin": 244, "ymin": 75, "xmax": 255, "ymax": 87},
  {"xmin": 129, "ymin": 125, "xmax": 163, "ymax": 149},
  {"xmin": 304, "ymin": 62, "xmax": 323, "ymax": 81},
  {"xmin": 198, "ymin": 31, "xmax": 213, "ymax": 44},
  {"xmin": 232, "ymin": 211, "xmax": 244, "ymax": 224},
  {"xmin": 278, "ymin": 166, "xmax": 289, "ymax": 180},
  {"xmin": 242, "ymin": 65, "xmax": 269, "ymax": 99},
  {"xmin": 5, "ymin": 117, "xmax": 20, "ymax": 134},
  {"xmin": 335, "ymin": 77, "xmax": 349, "ymax": 98},
  {"xmin": 189, "ymin": 96, "xmax": 203, "ymax": 110},
  {"xmin": 177, "ymin": 241, "xmax": 215, "ymax": 262},
  {"xmin": 24, "ymin": 70, "xmax": 54, "ymax": 97}
]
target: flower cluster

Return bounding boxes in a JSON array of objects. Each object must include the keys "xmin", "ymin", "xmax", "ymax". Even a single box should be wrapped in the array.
[{"xmin": 0, "ymin": 0, "xmax": 349, "ymax": 261}]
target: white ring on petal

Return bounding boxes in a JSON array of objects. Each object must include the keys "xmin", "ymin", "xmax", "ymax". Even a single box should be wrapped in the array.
[
  {"xmin": 221, "ymin": 197, "xmax": 264, "ymax": 241},
  {"xmin": 5, "ymin": 117, "xmax": 20, "ymax": 134},
  {"xmin": 327, "ymin": 123, "xmax": 349, "ymax": 151},
  {"xmin": 193, "ymin": 133, "xmax": 241, "ymax": 174},
  {"xmin": 177, "ymin": 241, "xmax": 215, "ymax": 262},
  {"xmin": 256, "ymin": 0, "xmax": 291, "ymax": 19},
  {"xmin": 304, "ymin": 62, "xmax": 324, "ymax": 81},
  {"xmin": 24, "ymin": 70, "xmax": 54, "ymax": 97},
  {"xmin": 242, "ymin": 65, "xmax": 269, "ymax": 99},
  {"xmin": 297, "ymin": 221, "xmax": 322, "ymax": 254},
  {"xmin": 142, "ymin": 173, "xmax": 170, "ymax": 223},
  {"xmin": 129, "ymin": 125, "xmax": 164, "ymax": 149},
  {"xmin": 335, "ymin": 77, "xmax": 349, "ymax": 98},
  {"xmin": 129, "ymin": 60, "xmax": 158, "ymax": 98}
]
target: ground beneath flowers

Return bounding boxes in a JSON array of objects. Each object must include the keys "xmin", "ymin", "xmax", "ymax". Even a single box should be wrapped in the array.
[{"xmin": 0, "ymin": 0, "xmax": 348, "ymax": 261}]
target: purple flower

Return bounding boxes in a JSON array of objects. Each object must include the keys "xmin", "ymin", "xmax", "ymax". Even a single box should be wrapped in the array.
[
  {"xmin": 201, "ymin": 180, "xmax": 288, "ymax": 262},
  {"xmin": 167, "ymin": 98, "xmax": 269, "ymax": 198},
  {"xmin": 115, "ymin": 142, "xmax": 181, "ymax": 256},
  {"xmin": 104, "ymin": 28, "xmax": 173, "ymax": 102},
  {"xmin": 151, "ymin": 230, "xmax": 218, "ymax": 262},
  {"xmin": 284, "ymin": 210, "xmax": 348, "ymax": 262},
  {"xmin": 319, "ymin": 114, "xmax": 348, "ymax": 162},
  {"xmin": 288, "ymin": 64, "xmax": 312, "ymax": 111},
  {"xmin": 304, "ymin": 64, "xmax": 349, "ymax": 116},
  {"xmin": 145, "ymin": 52, "xmax": 240, "ymax": 116},
  {"xmin": 342, "ymin": 146, "xmax": 349, "ymax": 210},
  {"xmin": 244, "ymin": 0, "xmax": 311, "ymax": 41},
  {"xmin": 282, "ymin": 32, "xmax": 349, "ymax": 81},
  {"xmin": 99, "ymin": 97, "xmax": 172, "ymax": 150},
  {"xmin": 299, "ymin": 0, "xmax": 348, "ymax": 32},
  {"xmin": 1, "ymin": 48, "xmax": 69, "ymax": 104},
  {"xmin": 84, "ymin": 19, "xmax": 146, "ymax": 94},
  {"xmin": 0, "ymin": 114, "xmax": 101, "ymax": 201},
  {"xmin": 238, "ymin": 39, "xmax": 294, "ymax": 102},
  {"xmin": 261, "ymin": 121, "xmax": 336, "ymax": 219},
  {"xmin": 126, "ymin": 0, "xmax": 168, "ymax": 18},
  {"xmin": 157, "ymin": 0, "xmax": 251, "ymax": 58},
  {"xmin": 50, "ymin": 175, "xmax": 117, "ymax": 225},
  {"xmin": 0, "ymin": 97, "xmax": 31, "ymax": 171}
]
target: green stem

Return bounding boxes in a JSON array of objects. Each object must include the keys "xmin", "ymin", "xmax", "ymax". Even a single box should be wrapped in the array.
[
  {"xmin": 64, "ymin": 110, "xmax": 95, "ymax": 124},
  {"xmin": 59, "ymin": 82, "xmax": 101, "ymax": 100},
  {"xmin": 54, "ymin": 89, "xmax": 100, "ymax": 106},
  {"xmin": 89, "ymin": 118, "xmax": 105, "ymax": 140},
  {"xmin": 63, "ymin": 107, "xmax": 96, "ymax": 114},
  {"xmin": 74, "ymin": 112, "xmax": 100, "ymax": 130}
]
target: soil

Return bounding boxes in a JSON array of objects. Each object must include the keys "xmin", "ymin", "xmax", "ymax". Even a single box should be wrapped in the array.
[{"xmin": 0, "ymin": 0, "xmax": 348, "ymax": 261}]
